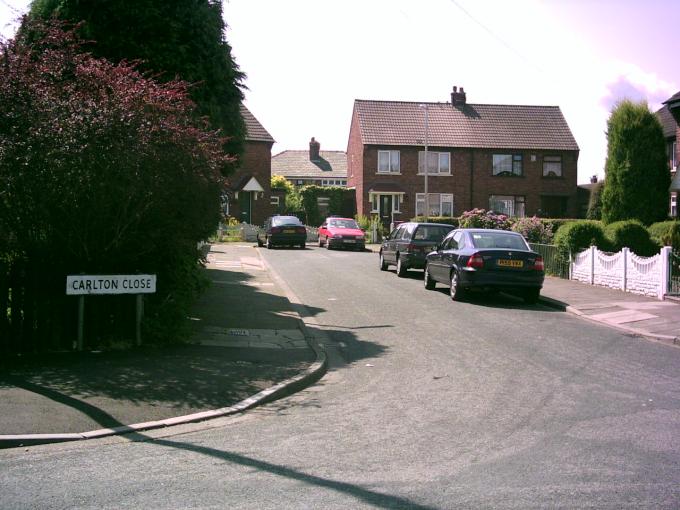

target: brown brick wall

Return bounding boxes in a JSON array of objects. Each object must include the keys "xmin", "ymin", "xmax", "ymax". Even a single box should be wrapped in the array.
[
  {"xmin": 230, "ymin": 140, "xmax": 274, "ymax": 226},
  {"xmin": 351, "ymin": 145, "xmax": 579, "ymax": 219},
  {"xmin": 346, "ymin": 111, "xmax": 366, "ymax": 215}
]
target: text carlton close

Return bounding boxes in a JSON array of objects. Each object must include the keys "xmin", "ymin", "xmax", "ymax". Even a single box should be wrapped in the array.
[{"xmin": 66, "ymin": 275, "xmax": 156, "ymax": 295}]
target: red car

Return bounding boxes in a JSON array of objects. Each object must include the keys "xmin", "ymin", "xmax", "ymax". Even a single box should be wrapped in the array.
[{"xmin": 317, "ymin": 217, "xmax": 366, "ymax": 251}]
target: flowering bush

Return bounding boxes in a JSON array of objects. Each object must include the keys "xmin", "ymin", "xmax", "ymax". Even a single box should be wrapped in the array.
[
  {"xmin": 512, "ymin": 216, "xmax": 554, "ymax": 244},
  {"xmin": 458, "ymin": 209, "xmax": 511, "ymax": 230}
]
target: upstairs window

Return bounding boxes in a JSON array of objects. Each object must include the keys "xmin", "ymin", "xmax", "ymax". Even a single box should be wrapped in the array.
[
  {"xmin": 543, "ymin": 156, "xmax": 562, "ymax": 177},
  {"xmin": 492, "ymin": 154, "xmax": 522, "ymax": 176},
  {"xmin": 418, "ymin": 151, "xmax": 451, "ymax": 175},
  {"xmin": 378, "ymin": 150, "xmax": 400, "ymax": 173}
]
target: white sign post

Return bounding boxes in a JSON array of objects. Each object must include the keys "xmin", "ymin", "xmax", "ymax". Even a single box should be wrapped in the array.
[{"xmin": 66, "ymin": 275, "xmax": 156, "ymax": 350}]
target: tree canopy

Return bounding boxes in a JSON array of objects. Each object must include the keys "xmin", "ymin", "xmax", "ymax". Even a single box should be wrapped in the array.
[
  {"xmin": 29, "ymin": 0, "xmax": 246, "ymax": 171},
  {"xmin": 0, "ymin": 19, "xmax": 230, "ymax": 350},
  {"xmin": 601, "ymin": 100, "xmax": 670, "ymax": 225}
]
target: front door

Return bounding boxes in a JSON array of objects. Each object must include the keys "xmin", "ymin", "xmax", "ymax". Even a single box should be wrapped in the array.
[
  {"xmin": 239, "ymin": 191, "xmax": 252, "ymax": 224},
  {"xmin": 379, "ymin": 195, "xmax": 393, "ymax": 230}
]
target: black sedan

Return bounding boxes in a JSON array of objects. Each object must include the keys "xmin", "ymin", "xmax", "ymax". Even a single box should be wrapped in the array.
[
  {"xmin": 423, "ymin": 228, "xmax": 544, "ymax": 303},
  {"xmin": 257, "ymin": 215, "xmax": 307, "ymax": 249},
  {"xmin": 379, "ymin": 222, "xmax": 455, "ymax": 277}
]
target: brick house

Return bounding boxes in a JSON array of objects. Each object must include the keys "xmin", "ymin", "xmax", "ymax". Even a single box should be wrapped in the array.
[
  {"xmin": 346, "ymin": 87, "xmax": 579, "ymax": 227},
  {"xmin": 659, "ymin": 91, "xmax": 680, "ymax": 218},
  {"xmin": 225, "ymin": 104, "xmax": 275, "ymax": 226},
  {"xmin": 272, "ymin": 137, "xmax": 347, "ymax": 188}
]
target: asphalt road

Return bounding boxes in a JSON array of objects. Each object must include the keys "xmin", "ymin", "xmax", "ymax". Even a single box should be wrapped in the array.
[{"xmin": 2, "ymin": 245, "xmax": 680, "ymax": 509}]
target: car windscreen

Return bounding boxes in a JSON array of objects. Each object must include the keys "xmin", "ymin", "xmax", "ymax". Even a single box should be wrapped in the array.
[
  {"xmin": 470, "ymin": 232, "xmax": 529, "ymax": 250},
  {"xmin": 413, "ymin": 226, "xmax": 453, "ymax": 241},
  {"xmin": 272, "ymin": 216, "xmax": 302, "ymax": 227},
  {"xmin": 328, "ymin": 219, "xmax": 359, "ymax": 229}
]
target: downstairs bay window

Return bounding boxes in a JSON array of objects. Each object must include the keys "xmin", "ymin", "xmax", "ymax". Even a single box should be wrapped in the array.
[
  {"xmin": 415, "ymin": 193, "xmax": 453, "ymax": 217},
  {"xmin": 489, "ymin": 195, "xmax": 525, "ymax": 217}
]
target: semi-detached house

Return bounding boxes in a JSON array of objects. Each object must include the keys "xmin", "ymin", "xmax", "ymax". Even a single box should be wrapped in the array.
[{"xmin": 347, "ymin": 87, "xmax": 579, "ymax": 228}]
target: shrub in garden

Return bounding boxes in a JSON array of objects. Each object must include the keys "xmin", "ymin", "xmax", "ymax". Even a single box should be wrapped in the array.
[
  {"xmin": 411, "ymin": 216, "xmax": 459, "ymax": 227},
  {"xmin": 648, "ymin": 221, "xmax": 680, "ymax": 250},
  {"xmin": 604, "ymin": 220, "xmax": 659, "ymax": 256},
  {"xmin": 458, "ymin": 209, "xmax": 511, "ymax": 230},
  {"xmin": 553, "ymin": 220, "xmax": 610, "ymax": 259},
  {"xmin": 511, "ymin": 216, "xmax": 554, "ymax": 244}
]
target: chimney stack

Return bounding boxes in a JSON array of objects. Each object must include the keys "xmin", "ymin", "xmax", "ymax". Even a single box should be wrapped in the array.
[
  {"xmin": 451, "ymin": 85, "xmax": 467, "ymax": 106},
  {"xmin": 309, "ymin": 137, "xmax": 320, "ymax": 162}
]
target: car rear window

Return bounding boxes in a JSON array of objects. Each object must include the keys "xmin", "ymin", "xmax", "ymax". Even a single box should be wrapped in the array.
[
  {"xmin": 413, "ymin": 226, "xmax": 454, "ymax": 241},
  {"xmin": 272, "ymin": 216, "xmax": 302, "ymax": 227},
  {"xmin": 470, "ymin": 232, "xmax": 529, "ymax": 250}
]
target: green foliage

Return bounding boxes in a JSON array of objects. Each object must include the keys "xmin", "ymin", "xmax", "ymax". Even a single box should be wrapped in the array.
[
  {"xmin": 29, "ymin": 0, "xmax": 246, "ymax": 171},
  {"xmin": 586, "ymin": 181, "xmax": 604, "ymax": 220},
  {"xmin": 0, "ymin": 20, "xmax": 227, "ymax": 350},
  {"xmin": 355, "ymin": 213, "xmax": 385, "ymax": 242},
  {"xmin": 411, "ymin": 216, "xmax": 459, "ymax": 227},
  {"xmin": 271, "ymin": 175, "xmax": 293, "ymax": 192},
  {"xmin": 553, "ymin": 220, "xmax": 610, "ymax": 259},
  {"xmin": 458, "ymin": 209, "xmax": 512, "ymax": 230},
  {"xmin": 511, "ymin": 216, "xmax": 554, "ymax": 244},
  {"xmin": 601, "ymin": 100, "xmax": 670, "ymax": 225},
  {"xmin": 604, "ymin": 220, "xmax": 659, "ymax": 256},
  {"xmin": 541, "ymin": 218, "xmax": 577, "ymax": 234},
  {"xmin": 299, "ymin": 185, "xmax": 350, "ymax": 226},
  {"xmin": 648, "ymin": 221, "xmax": 680, "ymax": 250}
]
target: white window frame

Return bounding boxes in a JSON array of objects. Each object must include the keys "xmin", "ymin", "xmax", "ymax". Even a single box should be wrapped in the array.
[
  {"xmin": 492, "ymin": 154, "xmax": 523, "ymax": 176},
  {"xmin": 270, "ymin": 196, "xmax": 280, "ymax": 206},
  {"xmin": 543, "ymin": 155, "xmax": 562, "ymax": 177},
  {"xmin": 671, "ymin": 192, "xmax": 677, "ymax": 217},
  {"xmin": 369, "ymin": 193, "xmax": 402, "ymax": 213},
  {"xmin": 415, "ymin": 193, "xmax": 454, "ymax": 217},
  {"xmin": 489, "ymin": 195, "xmax": 525, "ymax": 217},
  {"xmin": 377, "ymin": 150, "xmax": 401, "ymax": 174},
  {"xmin": 671, "ymin": 142, "xmax": 677, "ymax": 170},
  {"xmin": 418, "ymin": 151, "xmax": 451, "ymax": 175}
]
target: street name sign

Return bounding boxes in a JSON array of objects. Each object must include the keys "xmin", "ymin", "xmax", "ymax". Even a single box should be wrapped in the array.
[{"xmin": 66, "ymin": 274, "xmax": 156, "ymax": 295}]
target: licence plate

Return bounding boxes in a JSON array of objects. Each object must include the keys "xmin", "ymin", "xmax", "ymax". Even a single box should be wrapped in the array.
[
  {"xmin": 343, "ymin": 239, "xmax": 356, "ymax": 243},
  {"xmin": 497, "ymin": 259, "xmax": 523, "ymax": 268},
  {"xmin": 283, "ymin": 229, "xmax": 295, "ymax": 234}
]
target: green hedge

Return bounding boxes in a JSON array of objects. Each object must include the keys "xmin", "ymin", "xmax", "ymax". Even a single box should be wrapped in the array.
[
  {"xmin": 648, "ymin": 221, "xmax": 680, "ymax": 250},
  {"xmin": 604, "ymin": 220, "xmax": 659, "ymax": 256},
  {"xmin": 553, "ymin": 220, "xmax": 610, "ymax": 259},
  {"xmin": 410, "ymin": 216, "xmax": 459, "ymax": 227}
]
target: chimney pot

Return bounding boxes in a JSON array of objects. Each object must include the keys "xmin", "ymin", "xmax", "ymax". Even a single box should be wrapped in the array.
[
  {"xmin": 451, "ymin": 85, "xmax": 467, "ymax": 106},
  {"xmin": 309, "ymin": 137, "xmax": 321, "ymax": 162}
]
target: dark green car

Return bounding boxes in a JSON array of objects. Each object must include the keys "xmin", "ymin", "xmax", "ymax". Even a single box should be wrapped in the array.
[{"xmin": 379, "ymin": 222, "xmax": 455, "ymax": 277}]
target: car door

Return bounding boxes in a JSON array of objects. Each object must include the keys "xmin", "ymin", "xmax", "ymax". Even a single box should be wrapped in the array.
[
  {"xmin": 385, "ymin": 225, "xmax": 405, "ymax": 263},
  {"xmin": 430, "ymin": 231, "xmax": 455, "ymax": 282},
  {"xmin": 440, "ymin": 230, "xmax": 464, "ymax": 279}
]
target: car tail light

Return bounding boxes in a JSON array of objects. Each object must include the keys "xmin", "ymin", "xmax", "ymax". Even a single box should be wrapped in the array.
[
  {"xmin": 531, "ymin": 256, "xmax": 544, "ymax": 271},
  {"xmin": 296, "ymin": 227, "xmax": 306, "ymax": 234},
  {"xmin": 467, "ymin": 252, "xmax": 484, "ymax": 269},
  {"xmin": 270, "ymin": 227, "xmax": 282, "ymax": 234}
]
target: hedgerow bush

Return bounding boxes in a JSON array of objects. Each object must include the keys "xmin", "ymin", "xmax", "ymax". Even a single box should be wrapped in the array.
[
  {"xmin": 553, "ymin": 220, "xmax": 610, "ymax": 259},
  {"xmin": 411, "ymin": 216, "xmax": 459, "ymax": 227},
  {"xmin": 648, "ymin": 221, "xmax": 680, "ymax": 250},
  {"xmin": 604, "ymin": 220, "xmax": 659, "ymax": 256},
  {"xmin": 458, "ymin": 209, "xmax": 511, "ymax": 230},
  {"xmin": 511, "ymin": 216, "xmax": 554, "ymax": 244}
]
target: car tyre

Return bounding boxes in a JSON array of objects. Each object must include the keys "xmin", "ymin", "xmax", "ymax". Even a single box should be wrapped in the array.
[
  {"xmin": 299, "ymin": 242, "xmax": 306, "ymax": 249},
  {"xmin": 424, "ymin": 264, "xmax": 436, "ymax": 290},
  {"xmin": 379, "ymin": 252, "xmax": 388, "ymax": 271},
  {"xmin": 396, "ymin": 255, "xmax": 407, "ymax": 277},
  {"xmin": 257, "ymin": 237, "xmax": 263, "ymax": 248},
  {"xmin": 523, "ymin": 288, "xmax": 540, "ymax": 304},
  {"xmin": 450, "ymin": 270, "xmax": 466, "ymax": 301}
]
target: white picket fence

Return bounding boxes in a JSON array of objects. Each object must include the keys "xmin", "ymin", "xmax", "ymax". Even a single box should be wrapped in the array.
[{"xmin": 571, "ymin": 246, "xmax": 674, "ymax": 299}]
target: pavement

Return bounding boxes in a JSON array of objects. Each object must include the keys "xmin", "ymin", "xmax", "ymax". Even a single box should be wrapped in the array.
[{"xmin": 1, "ymin": 242, "xmax": 679, "ymax": 449}]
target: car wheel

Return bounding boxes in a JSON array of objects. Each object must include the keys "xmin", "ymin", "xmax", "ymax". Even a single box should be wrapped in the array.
[
  {"xmin": 523, "ymin": 288, "xmax": 540, "ymax": 304},
  {"xmin": 450, "ymin": 270, "xmax": 466, "ymax": 301},
  {"xmin": 424, "ymin": 264, "xmax": 436, "ymax": 290},
  {"xmin": 257, "ymin": 237, "xmax": 263, "ymax": 248},
  {"xmin": 379, "ymin": 252, "xmax": 388, "ymax": 271},
  {"xmin": 396, "ymin": 255, "xmax": 407, "ymax": 277},
  {"xmin": 266, "ymin": 237, "xmax": 272, "ymax": 249},
  {"xmin": 299, "ymin": 242, "xmax": 306, "ymax": 249}
]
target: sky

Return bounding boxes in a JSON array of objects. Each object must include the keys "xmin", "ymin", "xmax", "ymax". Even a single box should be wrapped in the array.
[{"xmin": 2, "ymin": 0, "xmax": 679, "ymax": 185}]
